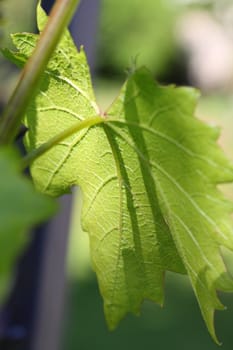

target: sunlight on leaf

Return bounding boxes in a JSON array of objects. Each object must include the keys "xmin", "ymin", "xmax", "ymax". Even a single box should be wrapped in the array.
[{"xmin": 4, "ymin": 3, "xmax": 233, "ymax": 343}]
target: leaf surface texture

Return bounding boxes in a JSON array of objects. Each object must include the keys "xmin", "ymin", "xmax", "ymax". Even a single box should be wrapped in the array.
[{"xmin": 5, "ymin": 5, "xmax": 233, "ymax": 342}]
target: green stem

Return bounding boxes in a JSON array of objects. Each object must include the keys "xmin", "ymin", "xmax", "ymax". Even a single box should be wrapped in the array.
[
  {"xmin": 0, "ymin": 0, "xmax": 80, "ymax": 145},
  {"xmin": 21, "ymin": 116, "xmax": 104, "ymax": 169}
]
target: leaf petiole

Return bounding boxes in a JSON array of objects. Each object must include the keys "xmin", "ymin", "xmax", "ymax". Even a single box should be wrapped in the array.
[
  {"xmin": 21, "ymin": 116, "xmax": 104, "ymax": 169},
  {"xmin": 0, "ymin": 0, "xmax": 80, "ymax": 145}
]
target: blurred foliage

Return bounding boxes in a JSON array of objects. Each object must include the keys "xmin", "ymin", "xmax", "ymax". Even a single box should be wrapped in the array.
[
  {"xmin": 0, "ymin": 0, "xmax": 36, "ymax": 106},
  {"xmin": 98, "ymin": 0, "xmax": 177, "ymax": 77},
  {"xmin": 63, "ymin": 273, "xmax": 233, "ymax": 350},
  {"xmin": 0, "ymin": 147, "xmax": 55, "ymax": 301},
  {"xmin": 0, "ymin": 0, "xmax": 36, "ymax": 48}
]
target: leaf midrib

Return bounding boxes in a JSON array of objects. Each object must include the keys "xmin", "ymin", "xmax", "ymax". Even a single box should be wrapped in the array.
[
  {"xmin": 106, "ymin": 122, "xmax": 228, "ymax": 243},
  {"xmin": 103, "ymin": 124, "xmax": 125, "ymax": 320}
]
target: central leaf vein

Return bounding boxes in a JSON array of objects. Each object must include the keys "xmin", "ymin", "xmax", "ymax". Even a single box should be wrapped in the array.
[{"xmin": 107, "ymin": 123, "xmax": 228, "ymax": 241}]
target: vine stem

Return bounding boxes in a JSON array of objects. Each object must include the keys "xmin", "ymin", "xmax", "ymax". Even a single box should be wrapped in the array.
[
  {"xmin": 0, "ymin": 0, "xmax": 80, "ymax": 145},
  {"xmin": 21, "ymin": 116, "xmax": 104, "ymax": 169}
]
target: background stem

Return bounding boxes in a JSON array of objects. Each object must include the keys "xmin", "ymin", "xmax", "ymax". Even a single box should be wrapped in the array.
[{"xmin": 0, "ymin": 0, "xmax": 80, "ymax": 145}]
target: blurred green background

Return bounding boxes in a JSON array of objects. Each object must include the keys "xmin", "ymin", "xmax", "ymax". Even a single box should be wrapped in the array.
[
  {"xmin": 97, "ymin": 0, "xmax": 176, "ymax": 77},
  {"xmin": 2, "ymin": 0, "xmax": 233, "ymax": 349}
]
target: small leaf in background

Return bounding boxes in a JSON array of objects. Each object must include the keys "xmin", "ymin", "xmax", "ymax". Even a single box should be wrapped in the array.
[
  {"xmin": 0, "ymin": 146, "xmax": 55, "ymax": 300},
  {"xmin": 4, "ymin": 3, "xmax": 233, "ymax": 343}
]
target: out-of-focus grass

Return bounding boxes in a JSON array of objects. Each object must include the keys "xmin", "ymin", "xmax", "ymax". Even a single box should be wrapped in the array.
[{"xmin": 63, "ymin": 269, "xmax": 233, "ymax": 350}]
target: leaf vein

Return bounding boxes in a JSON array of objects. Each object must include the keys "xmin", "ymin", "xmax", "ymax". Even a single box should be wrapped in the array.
[{"xmin": 107, "ymin": 123, "xmax": 228, "ymax": 241}]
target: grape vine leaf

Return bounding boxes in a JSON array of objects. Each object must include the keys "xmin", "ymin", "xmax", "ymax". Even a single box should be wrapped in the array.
[
  {"xmin": 4, "ymin": 4, "xmax": 233, "ymax": 342},
  {"xmin": 0, "ymin": 146, "xmax": 55, "ymax": 300}
]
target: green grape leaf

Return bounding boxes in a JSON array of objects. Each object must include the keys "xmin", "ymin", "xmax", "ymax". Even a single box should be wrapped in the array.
[
  {"xmin": 0, "ymin": 146, "xmax": 55, "ymax": 300},
  {"xmin": 106, "ymin": 69, "xmax": 233, "ymax": 342},
  {"xmin": 5, "ymin": 4, "xmax": 233, "ymax": 343}
]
